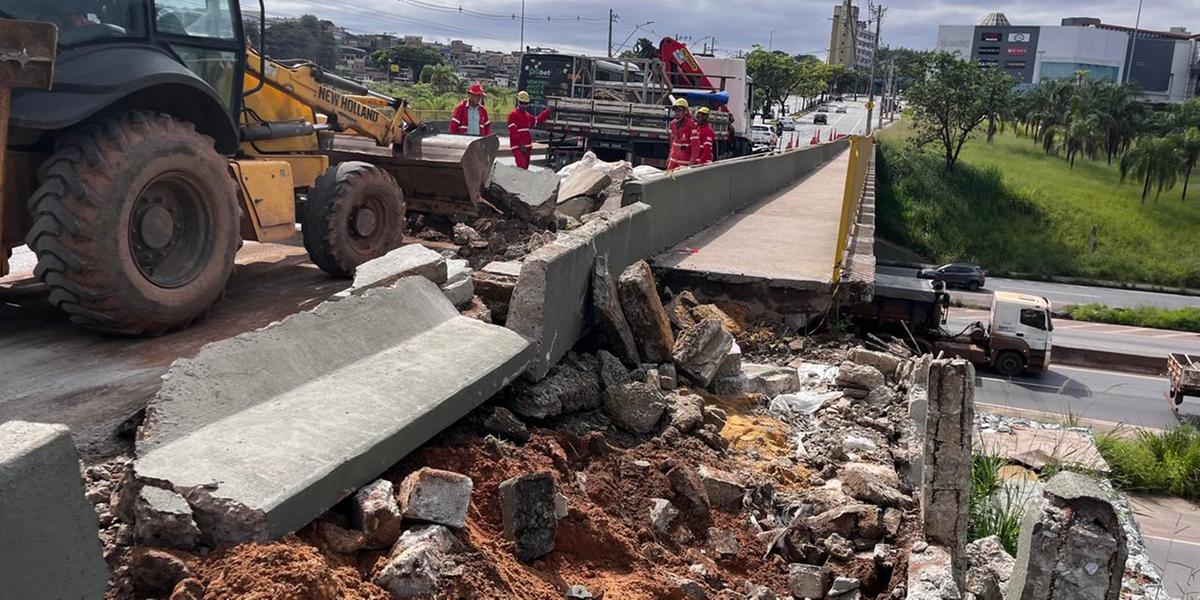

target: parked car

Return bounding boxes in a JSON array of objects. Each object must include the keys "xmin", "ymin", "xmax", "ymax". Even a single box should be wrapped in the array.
[
  {"xmin": 780, "ymin": 117, "xmax": 796, "ymax": 131},
  {"xmin": 818, "ymin": 103, "xmax": 831, "ymax": 111},
  {"xmin": 813, "ymin": 113, "xmax": 828, "ymax": 124},
  {"xmin": 750, "ymin": 124, "xmax": 777, "ymax": 147},
  {"xmin": 919, "ymin": 263, "xmax": 987, "ymax": 290},
  {"xmin": 836, "ymin": 104, "xmax": 847, "ymax": 113}
]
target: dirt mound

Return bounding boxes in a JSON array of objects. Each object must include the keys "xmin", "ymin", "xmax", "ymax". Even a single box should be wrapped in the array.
[{"xmin": 190, "ymin": 537, "xmax": 389, "ymax": 600}]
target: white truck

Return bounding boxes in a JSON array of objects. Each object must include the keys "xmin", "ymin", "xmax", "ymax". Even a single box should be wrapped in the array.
[{"xmin": 849, "ymin": 276, "xmax": 1054, "ymax": 376}]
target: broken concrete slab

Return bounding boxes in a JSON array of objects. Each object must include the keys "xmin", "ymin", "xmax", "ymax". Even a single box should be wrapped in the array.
[
  {"xmin": 649, "ymin": 498, "xmax": 679, "ymax": 533},
  {"xmin": 486, "ymin": 162, "xmax": 560, "ymax": 224},
  {"xmin": 441, "ymin": 259, "xmax": 475, "ymax": 308},
  {"xmin": 353, "ymin": 479, "xmax": 404, "ymax": 549},
  {"xmin": 509, "ymin": 361, "xmax": 601, "ymax": 419},
  {"xmin": 603, "ymin": 381, "xmax": 667, "ymax": 434},
  {"xmin": 848, "ymin": 347, "xmax": 903, "ymax": 379},
  {"xmin": 838, "ymin": 462, "xmax": 914, "ymax": 509},
  {"xmin": 133, "ymin": 484, "xmax": 202, "ymax": 550},
  {"xmin": 134, "ymin": 277, "xmax": 532, "ymax": 545},
  {"xmin": 348, "ymin": 244, "xmax": 448, "ymax": 294},
  {"xmin": 975, "ymin": 426, "xmax": 1109, "ymax": 473},
  {"xmin": 482, "ymin": 260, "xmax": 524, "ymax": 278},
  {"xmin": 673, "ymin": 319, "xmax": 736, "ymax": 387},
  {"xmin": 665, "ymin": 290, "xmax": 699, "ymax": 331},
  {"xmin": 373, "ymin": 524, "xmax": 462, "ymax": 598},
  {"xmin": 741, "ymin": 363, "xmax": 801, "ymax": 397},
  {"xmin": 558, "ymin": 167, "xmax": 611, "ymax": 205},
  {"xmin": 698, "ymin": 465, "xmax": 746, "ymax": 510},
  {"xmin": 788, "ymin": 563, "xmax": 829, "ymax": 599},
  {"xmin": 556, "ymin": 195, "xmax": 599, "ymax": 220},
  {"xmin": 668, "ymin": 465, "xmax": 711, "ymax": 517},
  {"xmin": 397, "ymin": 468, "xmax": 473, "ymax": 529},
  {"xmin": 908, "ymin": 544, "xmax": 962, "ymax": 600},
  {"xmin": 618, "ymin": 260, "xmax": 676, "ymax": 363},
  {"xmin": 0, "ymin": 422, "xmax": 108, "ymax": 600},
  {"xmin": 592, "ymin": 255, "xmax": 640, "ymax": 366},
  {"xmin": 483, "ymin": 406, "xmax": 530, "ymax": 443},
  {"xmin": 965, "ymin": 535, "xmax": 1014, "ymax": 600},
  {"xmin": 499, "ymin": 473, "xmax": 558, "ymax": 562}
]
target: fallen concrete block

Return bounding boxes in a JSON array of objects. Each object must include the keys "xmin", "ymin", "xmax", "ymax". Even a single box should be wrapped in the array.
[
  {"xmin": 697, "ymin": 465, "xmax": 746, "ymax": 510},
  {"xmin": 907, "ymin": 544, "xmax": 962, "ymax": 599},
  {"xmin": 483, "ymin": 406, "xmax": 530, "ymax": 443},
  {"xmin": 667, "ymin": 465, "xmax": 711, "ymax": 518},
  {"xmin": 133, "ymin": 485, "xmax": 202, "ymax": 550},
  {"xmin": 348, "ymin": 244, "xmax": 448, "ymax": 294},
  {"xmin": 0, "ymin": 421, "xmax": 108, "ymax": 600},
  {"xmin": 558, "ymin": 167, "xmax": 611, "ymax": 205},
  {"xmin": 499, "ymin": 473, "xmax": 558, "ymax": 562},
  {"xmin": 665, "ymin": 290, "xmax": 699, "ymax": 331},
  {"xmin": 472, "ymin": 269, "xmax": 517, "ymax": 323},
  {"xmin": 353, "ymin": 479, "xmax": 404, "ymax": 549},
  {"xmin": 836, "ymin": 363, "xmax": 885, "ymax": 390},
  {"xmin": 618, "ymin": 260, "xmax": 676, "ymax": 363},
  {"xmin": 838, "ymin": 462, "xmax": 914, "ymax": 509},
  {"xmin": 715, "ymin": 340, "xmax": 743, "ymax": 379},
  {"xmin": 486, "ymin": 162, "xmax": 560, "ymax": 223},
  {"xmin": 848, "ymin": 347, "xmax": 904, "ymax": 378},
  {"xmin": 592, "ymin": 255, "xmax": 640, "ymax": 366},
  {"xmin": 673, "ymin": 319, "xmax": 736, "ymax": 387},
  {"xmin": 603, "ymin": 381, "xmax": 666, "ymax": 434},
  {"xmin": 441, "ymin": 258, "xmax": 474, "ymax": 308},
  {"xmin": 373, "ymin": 525, "xmax": 462, "ymax": 598},
  {"xmin": 741, "ymin": 362, "xmax": 799, "ymax": 397},
  {"xmin": 397, "ymin": 468, "xmax": 473, "ymax": 529},
  {"xmin": 509, "ymin": 361, "xmax": 601, "ymax": 419},
  {"xmin": 649, "ymin": 498, "xmax": 679, "ymax": 533},
  {"xmin": 556, "ymin": 195, "xmax": 599, "ymax": 220},
  {"xmin": 134, "ymin": 277, "xmax": 532, "ymax": 545},
  {"xmin": 789, "ymin": 563, "xmax": 829, "ymax": 599},
  {"xmin": 482, "ymin": 260, "xmax": 523, "ymax": 277}
]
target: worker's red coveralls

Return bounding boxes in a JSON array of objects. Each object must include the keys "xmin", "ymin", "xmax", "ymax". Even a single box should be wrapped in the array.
[
  {"xmin": 507, "ymin": 106, "xmax": 551, "ymax": 169},
  {"xmin": 693, "ymin": 121, "xmax": 715, "ymax": 165},
  {"xmin": 667, "ymin": 116, "xmax": 697, "ymax": 170},
  {"xmin": 448, "ymin": 100, "xmax": 491, "ymax": 135}
]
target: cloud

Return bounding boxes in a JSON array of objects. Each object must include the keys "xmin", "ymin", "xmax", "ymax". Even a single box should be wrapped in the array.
[{"xmin": 263, "ymin": 0, "xmax": 1195, "ymax": 56}]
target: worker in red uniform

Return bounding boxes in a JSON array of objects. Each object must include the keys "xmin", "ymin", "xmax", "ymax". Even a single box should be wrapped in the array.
[
  {"xmin": 507, "ymin": 90, "xmax": 553, "ymax": 169},
  {"xmin": 692, "ymin": 106, "xmax": 715, "ymax": 165},
  {"xmin": 666, "ymin": 97, "xmax": 697, "ymax": 170},
  {"xmin": 449, "ymin": 82, "xmax": 491, "ymax": 136}
]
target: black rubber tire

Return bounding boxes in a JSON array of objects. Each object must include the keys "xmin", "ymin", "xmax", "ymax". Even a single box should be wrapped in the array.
[
  {"xmin": 968, "ymin": 280, "xmax": 982, "ymax": 291},
  {"xmin": 302, "ymin": 161, "xmax": 405, "ymax": 278},
  {"xmin": 993, "ymin": 351, "xmax": 1024, "ymax": 377},
  {"xmin": 26, "ymin": 111, "xmax": 239, "ymax": 336}
]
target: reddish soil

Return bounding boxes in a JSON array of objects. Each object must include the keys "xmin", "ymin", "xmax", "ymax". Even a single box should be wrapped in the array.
[{"xmin": 189, "ymin": 538, "xmax": 390, "ymax": 600}]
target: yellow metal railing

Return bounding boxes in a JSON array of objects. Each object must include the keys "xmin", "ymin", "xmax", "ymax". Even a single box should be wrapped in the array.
[{"xmin": 832, "ymin": 135, "xmax": 874, "ymax": 282}]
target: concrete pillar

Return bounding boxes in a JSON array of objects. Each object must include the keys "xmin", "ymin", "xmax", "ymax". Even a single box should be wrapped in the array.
[
  {"xmin": 0, "ymin": 421, "xmax": 108, "ymax": 599},
  {"xmin": 921, "ymin": 359, "xmax": 975, "ymax": 582},
  {"xmin": 1006, "ymin": 472, "xmax": 1127, "ymax": 600}
]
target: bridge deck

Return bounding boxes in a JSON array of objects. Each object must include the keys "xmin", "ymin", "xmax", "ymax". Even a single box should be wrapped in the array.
[{"xmin": 654, "ymin": 148, "xmax": 850, "ymax": 291}]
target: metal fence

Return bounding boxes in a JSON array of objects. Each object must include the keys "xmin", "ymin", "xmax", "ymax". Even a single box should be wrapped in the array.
[{"xmin": 832, "ymin": 135, "xmax": 874, "ymax": 282}]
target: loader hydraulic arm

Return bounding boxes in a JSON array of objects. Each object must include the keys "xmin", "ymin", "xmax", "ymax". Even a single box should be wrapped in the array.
[{"xmin": 243, "ymin": 47, "xmax": 421, "ymax": 148}]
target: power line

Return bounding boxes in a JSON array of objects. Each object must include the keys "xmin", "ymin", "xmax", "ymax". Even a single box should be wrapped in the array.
[{"xmin": 396, "ymin": 0, "xmax": 606, "ymax": 23}]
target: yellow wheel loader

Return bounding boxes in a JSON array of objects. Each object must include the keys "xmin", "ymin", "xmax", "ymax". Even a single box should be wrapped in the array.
[{"xmin": 1, "ymin": 2, "xmax": 496, "ymax": 335}]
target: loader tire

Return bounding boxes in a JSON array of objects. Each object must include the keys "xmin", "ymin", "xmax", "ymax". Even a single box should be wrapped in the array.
[
  {"xmin": 303, "ymin": 161, "xmax": 405, "ymax": 278},
  {"xmin": 26, "ymin": 111, "xmax": 239, "ymax": 336}
]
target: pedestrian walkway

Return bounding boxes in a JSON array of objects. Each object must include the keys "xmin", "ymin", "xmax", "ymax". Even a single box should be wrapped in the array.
[{"xmin": 654, "ymin": 148, "xmax": 850, "ymax": 291}]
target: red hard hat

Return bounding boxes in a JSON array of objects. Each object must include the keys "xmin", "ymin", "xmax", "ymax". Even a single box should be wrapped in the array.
[{"xmin": 468, "ymin": 82, "xmax": 486, "ymax": 96}]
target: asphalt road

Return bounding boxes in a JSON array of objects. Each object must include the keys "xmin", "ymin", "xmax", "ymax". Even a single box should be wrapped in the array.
[
  {"xmin": 878, "ymin": 265, "xmax": 1200, "ymax": 311},
  {"xmin": 756, "ymin": 98, "xmax": 875, "ymax": 149},
  {"xmin": 973, "ymin": 364, "xmax": 1190, "ymax": 430},
  {"xmin": 947, "ymin": 308, "xmax": 1200, "ymax": 358}
]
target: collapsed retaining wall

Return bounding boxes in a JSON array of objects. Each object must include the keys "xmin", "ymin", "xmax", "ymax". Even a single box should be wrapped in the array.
[{"xmin": 510, "ymin": 141, "xmax": 851, "ymax": 379}]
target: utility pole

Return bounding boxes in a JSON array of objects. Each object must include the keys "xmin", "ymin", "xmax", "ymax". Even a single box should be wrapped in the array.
[
  {"xmin": 879, "ymin": 59, "xmax": 893, "ymax": 128},
  {"xmin": 519, "ymin": 0, "xmax": 525, "ymax": 53},
  {"xmin": 864, "ymin": 3, "xmax": 884, "ymax": 136},
  {"xmin": 769, "ymin": 29, "xmax": 778, "ymax": 51},
  {"xmin": 1123, "ymin": 0, "xmax": 1144, "ymax": 85},
  {"xmin": 608, "ymin": 9, "xmax": 614, "ymax": 58}
]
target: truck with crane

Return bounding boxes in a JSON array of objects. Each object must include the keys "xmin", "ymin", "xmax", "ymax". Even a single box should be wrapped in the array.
[
  {"xmin": 517, "ymin": 38, "xmax": 754, "ymax": 168},
  {"xmin": 1, "ymin": 1, "xmax": 494, "ymax": 335}
]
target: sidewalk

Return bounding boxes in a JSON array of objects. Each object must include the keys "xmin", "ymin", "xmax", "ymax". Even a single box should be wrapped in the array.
[
  {"xmin": 654, "ymin": 148, "xmax": 849, "ymax": 290},
  {"xmin": 1129, "ymin": 494, "xmax": 1200, "ymax": 596}
]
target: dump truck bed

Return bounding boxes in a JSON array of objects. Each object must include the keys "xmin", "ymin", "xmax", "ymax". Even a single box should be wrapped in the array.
[
  {"xmin": 542, "ymin": 97, "xmax": 731, "ymax": 142},
  {"xmin": 1168, "ymin": 353, "xmax": 1200, "ymax": 392}
]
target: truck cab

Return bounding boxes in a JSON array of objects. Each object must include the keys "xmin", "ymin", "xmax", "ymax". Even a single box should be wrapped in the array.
[{"xmin": 987, "ymin": 292, "xmax": 1053, "ymax": 375}]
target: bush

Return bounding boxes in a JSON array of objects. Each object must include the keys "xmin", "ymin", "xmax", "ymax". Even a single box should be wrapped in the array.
[
  {"xmin": 1060, "ymin": 303, "xmax": 1200, "ymax": 333},
  {"xmin": 968, "ymin": 453, "xmax": 1025, "ymax": 555},
  {"xmin": 1096, "ymin": 425, "xmax": 1200, "ymax": 500}
]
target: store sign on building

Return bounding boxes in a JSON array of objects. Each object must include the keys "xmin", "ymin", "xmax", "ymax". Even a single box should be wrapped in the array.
[
  {"xmin": 981, "ymin": 32, "xmax": 1002, "ymax": 42},
  {"xmin": 1008, "ymin": 32, "xmax": 1031, "ymax": 43},
  {"xmin": 1006, "ymin": 46, "xmax": 1028, "ymax": 56}
]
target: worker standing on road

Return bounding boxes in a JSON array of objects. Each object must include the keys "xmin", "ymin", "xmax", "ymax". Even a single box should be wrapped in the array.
[
  {"xmin": 449, "ymin": 82, "xmax": 492, "ymax": 136},
  {"xmin": 506, "ymin": 91, "xmax": 553, "ymax": 170},
  {"xmin": 667, "ymin": 98, "xmax": 697, "ymax": 170},
  {"xmin": 692, "ymin": 107, "xmax": 715, "ymax": 165}
]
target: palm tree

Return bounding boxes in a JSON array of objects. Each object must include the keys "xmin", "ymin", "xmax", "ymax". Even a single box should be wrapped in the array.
[
  {"xmin": 420, "ymin": 64, "xmax": 458, "ymax": 94},
  {"xmin": 1121, "ymin": 137, "xmax": 1180, "ymax": 203},
  {"xmin": 1177, "ymin": 127, "xmax": 1200, "ymax": 201}
]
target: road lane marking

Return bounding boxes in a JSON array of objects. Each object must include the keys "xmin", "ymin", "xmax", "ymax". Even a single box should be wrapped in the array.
[{"xmin": 1144, "ymin": 534, "xmax": 1200, "ymax": 548}]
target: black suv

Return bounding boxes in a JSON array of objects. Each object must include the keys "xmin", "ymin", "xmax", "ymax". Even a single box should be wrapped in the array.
[
  {"xmin": 814, "ymin": 113, "xmax": 828, "ymax": 124},
  {"xmin": 919, "ymin": 263, "xmax": 987, "ymax": 290}
]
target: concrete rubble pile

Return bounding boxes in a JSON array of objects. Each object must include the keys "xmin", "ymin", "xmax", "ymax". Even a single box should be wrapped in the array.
[{"xmin": 484, "ymin": 151, "xmax": 643, "ymax": 229}]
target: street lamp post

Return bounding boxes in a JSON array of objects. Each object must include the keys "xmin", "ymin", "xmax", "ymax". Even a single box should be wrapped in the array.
[
  {"xmin": 769, "ymin": 29, "xmax": 778, "ymax": 51},
  {"xmin": 1123, "ymin": 0, "xmax": 1144, "ymax": 85}
]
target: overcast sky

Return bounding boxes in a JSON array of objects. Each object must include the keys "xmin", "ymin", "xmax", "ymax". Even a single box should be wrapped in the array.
[{"xmin": 264, "ymin": 0, "xmax": 1195, "ymax": 57}]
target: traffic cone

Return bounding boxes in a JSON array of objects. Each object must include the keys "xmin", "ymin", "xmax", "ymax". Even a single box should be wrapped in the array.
[
  {"xmin": 810, "ymin": 131, "xmax": 819, "ymax": 145},
  {"xmin": 788, "ymin": 133, "xmax": 796, "ymax": 149}
]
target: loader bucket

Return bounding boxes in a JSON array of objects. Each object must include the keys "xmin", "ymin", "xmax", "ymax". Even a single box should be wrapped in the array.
[{"xmin": 327, "ymin": 132, "xmax": 499, "ymax": 218}]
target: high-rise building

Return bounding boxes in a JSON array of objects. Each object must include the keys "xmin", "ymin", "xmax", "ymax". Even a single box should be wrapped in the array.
[
  {"xmin": 830, "ymin": 1, "xmax": 876, "ymax": 73},
  {"xmin": 829, "ymin": 0, "xmax": 859, "ymax": 70}
]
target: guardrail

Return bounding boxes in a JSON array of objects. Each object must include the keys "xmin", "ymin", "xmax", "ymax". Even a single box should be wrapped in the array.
[{"xmin": 832, "ymin": 135, "xmax": 874, "ymax": 282}]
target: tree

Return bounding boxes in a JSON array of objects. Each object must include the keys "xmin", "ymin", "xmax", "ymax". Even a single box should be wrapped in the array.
[
  {"xmin": 1176, "ymin": 127, "xmax": 1200, "ymax": 201},
  {"xmin": 419, "ymin": 64, "xmax": 459, "ymax": 94},
  {"xmin": 1120, "ymin": 137, "xmax": 1180, "ymax": 203},
  {"xmin": 618, "ymin": 38, "xmax": 657, "ymax": 60},
  {"xmin": 746, "ymin": 46, "xmax": 801, "ymax": 117},
  {"xmin": 979, "ymin": 67, "xmax": 1016, "ymax": 143},
  {"xmin": 371, "ymin": 45, "xmax": 445, "ymax": 78},
  {"xmin": 262, "ymin": 15, "xmax": 337, "ymax": 69},
  {"xmin": 905, "ymin": 52, "xmax": 1016, "ymax": 171}
]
